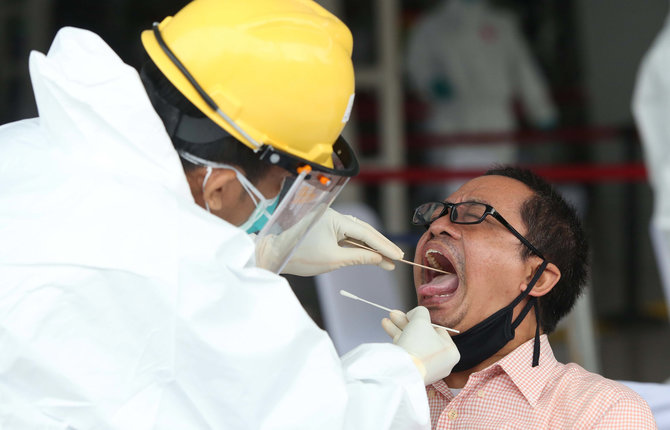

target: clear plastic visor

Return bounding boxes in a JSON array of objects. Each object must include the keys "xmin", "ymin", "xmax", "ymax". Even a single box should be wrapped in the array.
[
  {"xmin": 178, "ymin": 150, "xmax": 350, "ymax": 273},
  {"xmin": 256, "ymin": 167, "xmax": 349, "ymax": 273}
]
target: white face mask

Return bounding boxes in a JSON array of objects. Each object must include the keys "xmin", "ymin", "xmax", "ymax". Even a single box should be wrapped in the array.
[{"xmin": 201, "ymin": 165, "xmax": 281, "ymax": 234}]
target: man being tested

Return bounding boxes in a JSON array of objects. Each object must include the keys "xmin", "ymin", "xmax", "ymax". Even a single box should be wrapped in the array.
[
  {"xmin": 0, "ymin": 0, "xmax": 459, "ymax": 428},
  {"xmin": 383, "ymin": 166, "xmax": 656, "ymax": 428}
]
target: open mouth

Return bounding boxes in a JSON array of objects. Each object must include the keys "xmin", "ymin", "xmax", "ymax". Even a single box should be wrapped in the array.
[
  {"xmin": 424, "ymin": 249, "xmax": 456, "ymax": 283},
  {"xmin": 418, "ymin": 248, "xmax": 459, "ymax": 302}
]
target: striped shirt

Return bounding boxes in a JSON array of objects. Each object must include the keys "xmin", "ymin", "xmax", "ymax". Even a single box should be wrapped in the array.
[{"xmin": 427, "ymin": 335, "xmax": 657, "ymax": 429}]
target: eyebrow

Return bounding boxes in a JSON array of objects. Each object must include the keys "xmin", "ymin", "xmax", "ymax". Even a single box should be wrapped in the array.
[{"xmin": 446, "ymin": 198, "xmax": 490, "ymax": 205}]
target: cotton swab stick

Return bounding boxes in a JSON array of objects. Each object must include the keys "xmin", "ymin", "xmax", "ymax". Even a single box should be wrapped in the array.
[
  {"xmin": 341, "ymin": 239, "xmax": 453, "ymax": 275},
  {"xmin": 339, "ymin": 290, "xmax": 460, "ymax": 333}
]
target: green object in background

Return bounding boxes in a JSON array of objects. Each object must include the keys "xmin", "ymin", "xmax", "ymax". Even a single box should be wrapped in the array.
[{"xmin": 431, "ymin": 77, "xmax": 454, "ymax": 100}]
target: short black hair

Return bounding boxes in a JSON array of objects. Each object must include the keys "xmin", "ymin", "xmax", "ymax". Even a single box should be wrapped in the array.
[
  {"xmin": 484, "ymin": 166, "xmax": 589, "ymax": 334},
  {"xmin": 139, "ymin": 58, "xmax": 267, "ymax": 183}
]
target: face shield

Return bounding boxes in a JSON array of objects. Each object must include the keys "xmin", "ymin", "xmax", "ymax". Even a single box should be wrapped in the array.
[
  {"xmin": 254, "ymin": 149, "xmax": 352, "ymax": 273},
  {"xmin": 179, "ymin": 137, "xmax": 358, "ymax": 273}
]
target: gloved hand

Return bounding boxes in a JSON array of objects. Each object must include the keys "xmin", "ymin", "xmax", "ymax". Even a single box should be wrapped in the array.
[
  {"xmin": 257, "ymin": 208, "xmax": 404, "ymax": 276},
  {"xmin": 382, "ymin": 306, "xmax": 460, "ymax": 385}
]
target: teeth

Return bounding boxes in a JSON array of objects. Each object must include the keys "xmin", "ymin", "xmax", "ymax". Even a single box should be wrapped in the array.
[{"xmin": 425, "ymin": 249, "xmax": 445, "ymax": 270}]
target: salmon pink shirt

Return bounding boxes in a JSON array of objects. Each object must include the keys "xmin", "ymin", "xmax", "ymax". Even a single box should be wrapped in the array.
[{"xmin": 427, "ymin": 335, "xmax": 656, "ymax": 429}]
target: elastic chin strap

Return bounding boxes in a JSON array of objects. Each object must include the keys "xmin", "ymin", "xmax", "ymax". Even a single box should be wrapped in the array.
[
  {"xmin": 511, "ymin": 259, "xmax": 548, "ymax": 367},
  {"xmin": 202, "ymin": 166, "xmax": 213, "ymax": 212}
]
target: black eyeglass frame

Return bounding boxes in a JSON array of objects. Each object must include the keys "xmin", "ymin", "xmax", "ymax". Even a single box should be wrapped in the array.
[{"xmin": 413, "ymin": 201, "xmax": 545, "ymax": 259}]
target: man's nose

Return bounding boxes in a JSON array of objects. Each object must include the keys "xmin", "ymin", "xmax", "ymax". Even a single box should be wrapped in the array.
[{"xmin": 427, "ymin": 214, "xmax": 461, "ymax": 239}]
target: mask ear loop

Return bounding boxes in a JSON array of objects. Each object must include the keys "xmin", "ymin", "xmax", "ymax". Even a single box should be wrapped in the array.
[
  {"xmin": 184, "ymin": 149, "xmax": 265, "ymax": 209},
  {"xmin": 232, "ymin": 170, "xmax": 282, "ymax": 225},
  {"xmin": 232, "ymin": 168, "xmax": 293, "ymax": 233},
  {"xmin": 180, "ymin": 149, "xmax": 279, "ymax": 222},
  {"xmin": 234, "ymin": 170, "xmax": 264, "ymax": 206},
  {"xmin": 532, "ymin": 303, "xmax": 541, "ymax": 367},
  {"xmin": 510, "ymin": 259, "xmax": 548, "ymax": 367}
]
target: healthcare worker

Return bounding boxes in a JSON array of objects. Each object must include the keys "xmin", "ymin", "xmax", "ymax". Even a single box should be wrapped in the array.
[
  {"xmin": 633, "ymin": 7, "xmax": 670, "ymax": 320},
  {"xmin": 0, "ymin": 0, "xmax": 461, "ymax": 429},
  {"xmin": 406, "ymin": 0, "xmax": 556, "ymax": 197}
]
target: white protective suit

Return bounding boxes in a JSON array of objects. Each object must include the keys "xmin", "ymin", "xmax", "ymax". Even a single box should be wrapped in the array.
[
  {"xmin": 632, "ymin": 9, "xmax": 670, "ymax": 319},
  {"xmin": 406, "ymin": 0, "xmax": 556, "ymax": 195},
  {"xmin": 0, "ymin": 28, "xmax": 430, "ymax": 430}
]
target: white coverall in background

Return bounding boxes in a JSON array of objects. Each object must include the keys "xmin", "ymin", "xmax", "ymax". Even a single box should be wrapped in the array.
[
  {"xmin": 633, "ymin": 10, "xmax": 670, "ymax": 321},
  {"xmin": 406, "ymin": 0, "xmax": 556, "ymax": 195},
  {"xmin": 0, "ymin": 28, "xmax": 430, "ymax": 430}
]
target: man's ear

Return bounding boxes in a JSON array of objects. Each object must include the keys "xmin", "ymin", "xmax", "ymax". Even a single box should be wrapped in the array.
[
  {"xmin": 203, "ymin": 168, "xmax": 239, "ymax": 211},
  {"xmin": 523, "ymin": 259, "xmax": 561, "ymax": 298}
]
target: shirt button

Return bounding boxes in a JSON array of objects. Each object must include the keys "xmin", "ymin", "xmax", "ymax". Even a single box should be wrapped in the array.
[
  {"xmin": 477, "ymin": 389, "xmax": 486, "ymax": 398},
  {"xmin": 447, "ymin": 409, "xmax": 458, "ymax": 420}
]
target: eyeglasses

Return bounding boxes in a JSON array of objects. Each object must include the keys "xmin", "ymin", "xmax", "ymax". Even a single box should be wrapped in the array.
[{"xmin": 412, "ymin": 201, "xmax": 544, "ymax": 259}]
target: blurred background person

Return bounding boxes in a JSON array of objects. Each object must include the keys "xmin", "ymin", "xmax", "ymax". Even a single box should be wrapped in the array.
[
  {"xmin": 405, "ymin": 0, "xmax": 557, "ymax": 199},
  {"xmin": 634, "ymin": 5, "xmax": 670, "ymax": 325}
]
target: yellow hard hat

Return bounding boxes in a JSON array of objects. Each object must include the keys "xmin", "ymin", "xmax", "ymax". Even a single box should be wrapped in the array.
[{"xmin": 141, "ymin": 0, "xmax": 356, "ymax": 170}]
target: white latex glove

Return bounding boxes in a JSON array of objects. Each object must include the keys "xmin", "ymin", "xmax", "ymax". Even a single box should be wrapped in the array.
[
  {"xmin": 257, "ymin": 208, "xmax": 404, "ymax": 276},
  {"xmin": 382, "ymin": 306, "xmax": 461, "ymax": 385}
]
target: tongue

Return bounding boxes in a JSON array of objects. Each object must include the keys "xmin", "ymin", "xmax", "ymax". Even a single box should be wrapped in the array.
[{"xmin": 419, "ymin": 273, "xmax": 459, "ymax": 296}]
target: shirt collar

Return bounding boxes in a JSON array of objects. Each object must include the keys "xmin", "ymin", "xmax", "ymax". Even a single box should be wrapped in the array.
[
  {"xmin": 496, "ymin": 334, "xmax": 557, "ymax": 406},
  {"xmin": 430, "ymin": 335, "xmax": 557, "ymax": 407}
]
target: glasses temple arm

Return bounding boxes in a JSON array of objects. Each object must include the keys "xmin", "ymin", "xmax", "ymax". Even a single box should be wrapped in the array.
[{"xmin": 491, "ymin": 211, "xmax": 545, "ymax": 259}]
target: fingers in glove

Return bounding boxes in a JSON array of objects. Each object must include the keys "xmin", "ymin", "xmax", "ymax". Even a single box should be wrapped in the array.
[
  {"xmin": 337, "ymin": 215, "xmax": 404, "ymax": 261},
  {"xmin": 378, "ymin": 256, "xmax": 396, "ymax": 271},
  {"xmin": 382, "ymin": 317, "xmax": 402, "ymax": 342},
  {"xmin": 406, "ymin": 305, "xmax": 431, "ymax": 322},
  {"xmin": 341, "ymin": 248, "xmax": 384, "ymax": 268},
  {"xmin": 339, "ymin": 239, "xmax": 394, "ymax": 270},
  {"xmin": 389, "ymin": 310, "xmax": 409, "ymax": 329}
]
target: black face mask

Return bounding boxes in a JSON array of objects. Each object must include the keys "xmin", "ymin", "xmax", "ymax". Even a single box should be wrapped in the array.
[{"xmin": 449, "ymin": 260, "xmax": 548, "ymax": 373}]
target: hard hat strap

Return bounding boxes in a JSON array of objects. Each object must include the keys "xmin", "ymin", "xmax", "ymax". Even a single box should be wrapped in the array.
[{"xmin": 151, "ymin": 22, "xmax": 262, "ymax": 150}]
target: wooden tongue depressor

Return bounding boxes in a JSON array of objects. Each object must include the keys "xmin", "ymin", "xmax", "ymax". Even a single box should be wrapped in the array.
[
  {"xmin": 339, "ymin": 290, "xmax": 459, "ymax": 333},
  {"xmin": 341, "ymin": 238, "xmax": 453, "ymax": 275}
]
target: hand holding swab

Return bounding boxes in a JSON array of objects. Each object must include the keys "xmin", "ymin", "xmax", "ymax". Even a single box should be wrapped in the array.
[
  {"xmin": 341, "ymin": 239, "xmax": 453, "ymax": 275},
  {"xmin": 339, "ymin": 290, "xmax": 460, "ymax": 333}
]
